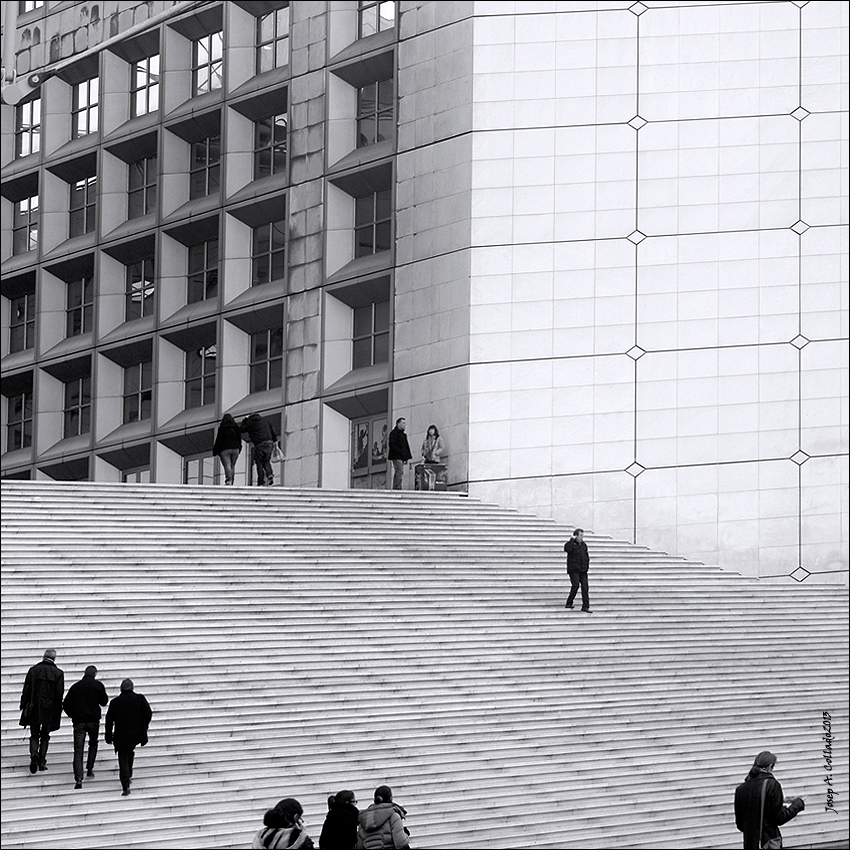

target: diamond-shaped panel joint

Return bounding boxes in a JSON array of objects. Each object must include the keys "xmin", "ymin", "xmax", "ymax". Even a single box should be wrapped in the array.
[
  {"xmin": 628, "ymin": 115, "xmax": 647, "ymax": 130},
  {"xmin": 791, "ymin": 220, "xmax": 810, "ymax": 235},
  {"xmin": 791, "ymin": 450, "xmax": 810, "ymax": 466},
  {"xmin": 790, "ymin": 566, "xmax": 811, "ymax": 582},
  {"xmin": 790, "ymin": 334, "xmax": 810, "ymax": 350},
  {"xmin": 791, "ymin": 106, "xmax": 810, "ymax": 121},
  {"xmin": 626, "ymin": 462, "xmax": 645, "ymax": 478},
  {"xmin": 626, "ymin": 345, "xmax": 646, "ymax": 361},
  {"xmin": 627, "ymin": 230, "xmax": 647, "ymax": 244},
  {"xmin": 629, "ymin": 1, "xmax": 648, "ymax": 15}
]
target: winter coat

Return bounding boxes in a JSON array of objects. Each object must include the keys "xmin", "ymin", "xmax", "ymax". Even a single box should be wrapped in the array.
[
  {"xmin": 63, "ymin": 674, "xmax": 108, "ymax": 724},
  {"xmin": 387, "ymin": 428, "xmax": 412, "ymax": 462},
  {"xmin": 213, "ymin": 421, "xmax": 243, "ymax": 455},
  {"xmin": 20, "ymin": 658, "xmax": 64, "ymax": 731},
  {"xmin": 734, "ymin": 772, "xmax": 804, "ymax": 849},
  {"xmin": 105, "ymin": 691, "xmax": 152, "ymax": 750},
  {"xmin": 251, "ymin": 826, "xmax": 315, "ymax": 849},
  {"xmin": 564, "ymin": 538, "xmax": 590, "ymax": 573},
  {"xmin": 420, "ymin": 435, "xmax": 445, "ymax": 463},
  {"xmin": 240, "ymin": 414, "xmax": 277, "ymax": 446},
  {"xmin": 320, "ymin": 801, "xmax": 359, "ymax": 850},
  {"xmin": 356, "ymin": 803, "xmax": 409, "ymax": 850}
]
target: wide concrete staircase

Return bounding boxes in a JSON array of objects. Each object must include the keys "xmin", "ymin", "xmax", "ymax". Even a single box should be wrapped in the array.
[{"xmin": 1, "ymin": 480, "xmax": 847, "ymax": 850}]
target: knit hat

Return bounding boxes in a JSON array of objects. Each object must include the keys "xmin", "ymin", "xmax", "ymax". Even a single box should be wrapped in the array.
[
  {"xmin": 754, "ymin": 751, "xmax": 776, "ymax": 768},
  {"xmin": 120, "ymin": 678, "xmax": 134, "ymax": 692}
]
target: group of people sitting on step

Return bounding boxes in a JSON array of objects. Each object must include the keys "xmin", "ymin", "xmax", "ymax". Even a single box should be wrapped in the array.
[{"xmin": 253, "ymin": 785, "xmax": 410, "ymax": 850}]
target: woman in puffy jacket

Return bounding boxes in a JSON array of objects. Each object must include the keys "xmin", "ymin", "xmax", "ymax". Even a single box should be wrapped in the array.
[
  {"xmin": 319, "ymin": 789, "xmax": 359, "ymax": 850},
  {"xmin": 356, "ymin": 785, "xmax": 410, "ymax": 850}
]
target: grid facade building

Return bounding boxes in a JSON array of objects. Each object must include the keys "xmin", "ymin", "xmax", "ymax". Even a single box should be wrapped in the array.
[{"xmin": 1, "ymin": 1, "xmax": 848, "ymax": 583}]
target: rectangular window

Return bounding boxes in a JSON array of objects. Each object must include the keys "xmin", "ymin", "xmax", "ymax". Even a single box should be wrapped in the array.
[
  {"xmin": 192, "ymin": 31, "xmax": 223, "ymax": 95},
  {"xmin": 15, "ymin": 97, "xmax": 41, "ymax": 157},
  {"xmin": 128, "ymin": 154, "xmax": 157, "ymax": 219},
  {"xmin": 72, "ymin": 77, "xmax": 99, "ymax": 138},
  {"xmin": 9, "ymin": 291, "xmax": 36, "ymax": 353},
  {"xmin": 357, "ymin": 78, "xmax": 393, "ymax": 148},
  {"xmin": 251, "ymin": 220, "xmax": 286, "ymax": 286},
  {"xmin": 123, "ymin": 467, "xmax": 151, "ymax": 483},
  {"xmin": 190, "ymin": 135, "xmax": 221, "ymax": 199},
  {"xmin": 125, "ymin": 256, "xmax": 156, "ymax": 321},
  {"xmin": 250, "ymin": 328, "xmax": 284, "ymax": 394},
  {"xmin": 358, "ymin": 0, "xmax": 396, "ymax": 39},
  {"xmin": 185, "ymin": 345, "xmax": 216, "ymax": 409},
  {"xmin": 66, "ymin": 276, "xmax": 94, "ymax": 337},
  {"xmin": 69, "ymin": 175, "xmax": 97, "ymax": 237},
  {"xmin": 187, "ymin": 239, "xmax": 219, "ymax": 303},
  {"xmin": 256, "ymin": 6, "xmax": 290, "ymax": 74},
  {"xmin": 7, "ymin": 391, "xmax": 34, "ymax": 451},
  {"xmin": 19, "ymin": 1, "xmax": 43, "ymax": 12},
  {"xmin": 354, "ymin": 189, "xmax": 392, "ymax": 258},
  {"xmin": 12, "ymin": 195, "xmax": 38, "ymax": 255},
  {"xmin": 63, "ymin": 375, "xmax": 91, "ymax": 438},
  {"xmin": 253, "ymin": 113, "xmax": 287, "ymax": 179},
  {"xmin": 123, "ymin": 360, "xmax": 153, "ymax": 423},
  {"xmin": 353, "ymin": 299, "xmax": 390, "ymax": 369},
  {"xmin": 131, "ymin": 55, "xmax": 160, "ymax": 118}
]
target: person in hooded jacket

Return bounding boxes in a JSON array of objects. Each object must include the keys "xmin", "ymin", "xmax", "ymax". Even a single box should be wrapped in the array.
[
  {"xmin": 734, "ymin": 750, "xmax": 805, "ymax": 849},
  {"xmin": 319, "ymin": 789, "xmax": 359, "ymax": 850},
  {"xmin": 252, "ymin": 797, "xmax": 315, "ymax": 849},
  {"xmin": 356, "ymin": 785, "xmax": 410, "ymax": 850}
]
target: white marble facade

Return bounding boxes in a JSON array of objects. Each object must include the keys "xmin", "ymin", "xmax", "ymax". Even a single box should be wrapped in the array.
[{"xmin": 461, "ymin": 1, "xmax": 848, "ymax": 582}]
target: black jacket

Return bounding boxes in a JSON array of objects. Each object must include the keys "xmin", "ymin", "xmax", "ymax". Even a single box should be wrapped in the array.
[
  {"xmin": 105, "ymin": 691, "xmax": 152, "ymax": 750},
  {"xmin": 20, "ymin": 658, "xmax": 64, "ymax": 731},
  {"xmin": 213, "ymin": 421, "xmax": 243, "ymax": 455},
  {"xmin": 63, "ymin": 674, "xmax": 108, "ymax": 724},
  {"xmin": 240, "ymin": 414, "xmax": 277, "ymax": 446},
  {"xmin": 320, "ymin": 801, "xmax": 360, "ymax": 850},
  {"xmin": 564, "ymin": 538, "xmax": 590, "ymax": 573},
  {"xmin": 387, "ymin": 427, "xmax": 412, "ymax": 461},
  {"xmin": 734, "ymin": 773, "xmax": 804, "ymax": 849}
]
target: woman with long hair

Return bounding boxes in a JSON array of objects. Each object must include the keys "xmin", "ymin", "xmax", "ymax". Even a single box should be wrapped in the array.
[
  {"xmin": 251, "ymin": 797, "xmax": 314, "ymax": 849},
  {"xmin": 212, "ymin": 413, "xmax": 242, "ymax": 485}
]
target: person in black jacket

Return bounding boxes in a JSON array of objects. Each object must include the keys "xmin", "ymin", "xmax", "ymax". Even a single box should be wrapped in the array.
[
  {"xmin": 563, "ymin": 528, "xmax": 591, "ymax": 613},
  {"xmin": 213, "ymin": 413, "xmax": 243, "ymax": 485},
  {"xmin": 240, "ymin": 412, "xmax": 278, "ymax": 487},
  {"xmin": 19, "ymin": 648, "xmax": 64, "ymax": 774},
  {"xmin": 105, "ymin": 678, "xmax": 152, "ymax": 796},
  {"xmin": 387, "ymin": 418, "xmax": 412, "ymax": 490},
  {"xmin": 734, "ymin": 750, "xmax": 805, "ymax": 849},
  {"xmin": 63, "ymin": 664, "xmax": 109, "ymax": 788},
  {"xmin": 320, "ymin": 789, "xmax": 359, "ymax": 850}
]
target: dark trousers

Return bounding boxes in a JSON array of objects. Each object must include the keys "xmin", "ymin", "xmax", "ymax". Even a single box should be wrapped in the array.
[
  {"xmin": 29, "ymin": 721, "xmax": 52, "ymax": 765},
  {"xmin": 117, "ymin": 747, "xmax": 136, "ymax": 790},
  {"xmin": 252, "ymin": 441, "xmax": 274, "ymax": 486},
  {"xmin": 217, "ymin": 448, "xmax": 240, "ymax": 485},
  {"xmin": 73, "ymin": 721, "xmax": 99, "ymax": 781},
  {"xmin": 566, "ymin": 570, "xmax": 590, "ymax": 610}
]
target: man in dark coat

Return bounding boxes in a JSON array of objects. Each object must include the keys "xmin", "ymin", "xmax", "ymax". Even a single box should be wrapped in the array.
[
  {"xmin": 564, "ymin": 528, "xmax": 591, "ymax": 613},
  {"xmin": 240, "ymin": 412, "xmax": 278, "ymax": 486},
  {"xmin": 63, "ymin": 664, "xmax": 109, "ymax": 789},
  {"xmin": 20, "ymin": 648, "xmax": 64, "ymax": 773},
  {"xmin": 105, "ymin": 678, "xmax": 152, "ymax": 796},
  {"xmin": 735, "ymin": 750, "xmax": 805, "ymax": 849},
  {"xmin": 387, "ymin": 417, "xmax": 412, "ymax": 490}
]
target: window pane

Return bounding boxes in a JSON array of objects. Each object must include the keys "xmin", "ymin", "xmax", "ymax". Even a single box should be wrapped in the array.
[
  {"xmin": 374, "ymin": 331, "xmax": 389, "ymax": 364},
  {"xmin": 250, "ymin": 363, "xmax": 266, "ymax": 394},
  {"xmin": 376, "ymin": 189, "xmax": 392, "ymax": 220},
  {"xmin": 353, "ymin": 305, "xmax": 372, "ymax": 337},
  {"xmin": 355, "ymin": 196, "xmax": 372, "ymax": 227},
  {"xmin": 375, "ymin": 299, "xmax": 390, "ymax": 330},
  {"xmin": 353, "ymin": 338, "xmax": 372, "ymax": 370},
  {"xmin": 374, "ymin": 220, "xmax": 392, "ymax": 252},
  {"xmin": 269, "ymin": 327, "xmax": 284, "ymax": 357},
  {"xmin": 252, "ymin": 333, "xmax": 268, "ymax": 360},
  {"xmin": 354, "ymin": 225, "xmax": 373, "ymax": 258},
  {"xmin": 268, "ymin": 357, "xmax": 282, "ymax": 389}
]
